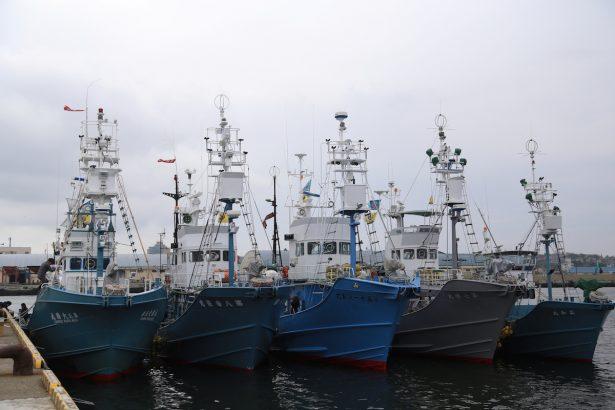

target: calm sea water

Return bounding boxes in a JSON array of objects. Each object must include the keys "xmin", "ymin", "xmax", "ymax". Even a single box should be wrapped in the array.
[{"xmin": 5, "ymin": 288, "xmax": 615, "ymax": 409}]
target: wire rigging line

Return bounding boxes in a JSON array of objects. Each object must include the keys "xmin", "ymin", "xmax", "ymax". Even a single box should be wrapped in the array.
[{"xmin": 401, "ymin": 133, "xmax": 439, "ymax": 204}]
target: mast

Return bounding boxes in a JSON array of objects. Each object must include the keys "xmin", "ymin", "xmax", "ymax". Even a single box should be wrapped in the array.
[
  {"xmin": 425, "ymin": 114, "xmax": 469, "ymax": 270},
  {"xmin": 163, "ymin": 174, "xmax": 186, "ymax": 265},
  {"xmin": 326, "ymin": 112, "xmax": 369, "ymax": 276},
  {"xmin": 203, "ymin": 94, "xmax": 250, "ymax": 285},
  {"xmin": 59, "ymin": 106, "xmax": 128, "ymax": 294},
  {"xmin": 519, "ymin": 138, "xmax": 563, "ymax": 301},
  {"xmin": 267, "ymin": 166, "xmax": 282, "ymax": 266}
]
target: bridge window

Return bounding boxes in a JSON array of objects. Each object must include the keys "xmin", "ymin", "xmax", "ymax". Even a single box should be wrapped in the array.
[
  {"xmin": 206, "ymin": 250, "xmax": 221, "ymax": 262},
  {"xmin": 323, "ymin": 242, "xmax": 337, "ymax": 255},
  {"xmin": 307, "ymin": 242, "xmax": 321, "ymax": 255},
  {"xmin": 85, "ymin": 258, "xmax": 97, "ymax": 270},
  {"xmin": 429, "ymin": 249, "xmax": 438, "ymax": 260},
  {"xmin": 391, "ymin": 249, "xmax": 400, "ymax": 260},
  {"xmin": 295, "ymin": 243, "xmax": 305, "ymax": 257},
  {"xmin": 69, "ymin": 258, "xmax": 82, "ymax": 270},
  {"xmin": 403, "ymin": 249, "xmax": 415, "ymax": 260},
  {"xmin": 181, "ymin": 252, "xmax": 186, "ymax": 263},
  {"xmin": 417, "ymin": 248, "xmax": 427, "ymax": 259},
  {"xmin": 103, "ymin": 258, "xmax": 110, "ymax": 269},
  {"xmin": 190, "ymin": 251, "xmax": 204, "ymax": 262},
  {"xmin": 339, "ymin": 242, "xmax": 350, "ymax": 255},
  {"xmin": 223, "ymin": 251, "xmax": 229, "ymax": 262}
]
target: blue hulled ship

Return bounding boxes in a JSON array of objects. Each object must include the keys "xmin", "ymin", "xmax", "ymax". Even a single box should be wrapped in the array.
[
  {"xmin": 27, "ymin": 107, "xmax": 167, "ymax": 380},
  {"xmin": 273, "ymin": 113, "xmax": 417, "ymax": 370},
  {"xmin": 495, "ymin": 139, "xmax": 614, "ymax": 361},
  {"xmin": 501, "ymin": 299, "xmax": 613, "ymax": 361},
  {"xmin": 157, "ymin": 95, "xmax": 277, "ymax": 370},
  {"xmin": 28, "ymin": 285, "xmax": 167, "ymax": 379},
  {"xmin": 274, "ymin": 278, "xmax": 412, "ymax": 371}
]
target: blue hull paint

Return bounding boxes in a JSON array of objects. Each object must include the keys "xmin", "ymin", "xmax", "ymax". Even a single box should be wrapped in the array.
[
  {"xmin": 159, "ymin": 286, "xmax": 277, "ymax": 370},
  {"xmin": 27, "ymin": 285, "xmax": 168, "ymax": 379},
  {"xmin": 499, "ymin": 300, "xmax": 614, "ymax": 361},
  {"xmin": 273, "ymin": 278, "xmax": 413, "ymax": 370}
]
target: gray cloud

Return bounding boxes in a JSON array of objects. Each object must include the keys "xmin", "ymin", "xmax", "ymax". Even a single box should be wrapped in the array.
[{"xmin": 0, "ymin": 0, "xmax": 613, "ymax": 256}]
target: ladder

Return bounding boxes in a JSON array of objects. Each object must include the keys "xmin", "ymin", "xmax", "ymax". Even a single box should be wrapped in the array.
[
  {"xmin": 553, "ymin": 229, "xmax": 567, "ymax": 270},
  {"xmin": 365, "ymin": 218, "xmax": 384, "ymax": 267},
  {"xmin": 460, "ymin": 189, "xmax": 482, "ymax": 259},
  {"xmin": 116, "ymin": 175, "xmax": 149, "ymax": 269},
  {"xmin": 239, "ymin": 178, "xmax": 262, "ymax": 263}
]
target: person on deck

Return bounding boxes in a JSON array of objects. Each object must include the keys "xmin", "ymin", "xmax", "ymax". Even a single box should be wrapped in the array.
[
  {"xmin": 19, "ymin": 303, "xmax": 30, "ymax": 322},
  {"xmin": 37, "ymin": 258, "xmax": 55, "ymax": 284}
]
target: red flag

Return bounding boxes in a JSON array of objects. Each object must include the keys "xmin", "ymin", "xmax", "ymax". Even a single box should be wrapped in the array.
[
  {"xmin": 262, "ymin": 212, "xmax": 275, "ymax": 228},
  {"xmin": 64, "ymin": 105, "xmax": 84, "ymax": 112},
  {"xmin": 157, "ymin": 158, "xmax": 176, "ymax": 164}
]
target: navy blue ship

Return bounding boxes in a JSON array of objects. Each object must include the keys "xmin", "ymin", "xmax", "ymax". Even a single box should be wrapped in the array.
[
  {"xmin": 494, "ymin": 139, "xmax": 614, "ymax": 361},
  {"xmin": 26, "ymin": 107, "xmax": 167, "ymax": 380},
  {"xmin": 273, "ymin": 113, "xmax": 417, "ymax": 371},
  {"xmin": 157, "ymin": 96, "xmax": 277, "ymax": 370},
  {"xmin": 28, "ymin": 285, "xmax": 167, "ymax": 380}
]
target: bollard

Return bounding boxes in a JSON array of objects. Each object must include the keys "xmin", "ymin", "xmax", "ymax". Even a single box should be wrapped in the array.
[{"xmin": 0, "ymin": 344, "xmax": 34, "ymax": 375}]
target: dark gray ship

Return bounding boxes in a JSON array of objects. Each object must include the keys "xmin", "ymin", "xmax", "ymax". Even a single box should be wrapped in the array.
[
  {"xmin": 392, "ymin": 279, "xmax": 519, "ymax": 363},
  {"xmin": 386, "ymin": 115, "xmax": 520, "ymax": 363}
]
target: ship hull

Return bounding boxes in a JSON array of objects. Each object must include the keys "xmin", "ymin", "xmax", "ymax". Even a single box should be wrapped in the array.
[
  {"xmin": 159, "ymin": 286, "xmax": 277, "ymax": 370},
  {"xmin": 27, "ymin": 285, "xmax": 168, "ymax": 380},
  {"xmin": 272, "ymin": 278, "xmax": 412, "ymax": 371},
  {"xmin": 392, "ymin": 280, "xmax": 519, "ymax": 363},
  {"xmin": 498, "ymin": 300, "xmax": 614, "ymax": 361}
]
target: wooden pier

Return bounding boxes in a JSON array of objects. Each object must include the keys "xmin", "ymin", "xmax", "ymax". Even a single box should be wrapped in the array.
[{"xmin": 0, "ymin": 308, "xmax": 77, "ymax": 410}]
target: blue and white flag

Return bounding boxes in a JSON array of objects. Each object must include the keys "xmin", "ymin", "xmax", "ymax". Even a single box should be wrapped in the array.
[
  {"xmin": 302, "ymin": 180, "xmax": 320, "ymax": 197},
  {"xmin": 369, "ymin": 199, "xmax": 381, "ymax": 210}
]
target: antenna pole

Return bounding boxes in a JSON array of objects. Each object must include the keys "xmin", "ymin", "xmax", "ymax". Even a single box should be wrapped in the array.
[
  {"xmin": 450, "ymin": 209, "xmax": 460, "ymax": 269},
  {"xmin": 84, "ymin": 79, "xmax": 100, "ymax": 138},
  {"xmin": 544, "ymin": 235, "xmax": 553, "ymax": 301},
  {"xmin": 274, "ymin": 173, "xmax": 282, "ymax": 266},
  {"xmin": 163, "ymin": 174, "xmax": 186, "ymax": 265}
]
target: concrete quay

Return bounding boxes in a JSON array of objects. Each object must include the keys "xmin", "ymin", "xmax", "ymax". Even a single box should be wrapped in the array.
[{"xmin": 0, "ymin": 308, "xmax": 77, "ymax": 410}]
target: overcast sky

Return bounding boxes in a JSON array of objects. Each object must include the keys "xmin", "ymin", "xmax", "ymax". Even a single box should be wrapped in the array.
[{"xmin": 1, "ymin": 0, "xmax": 614, "ymax": 257}]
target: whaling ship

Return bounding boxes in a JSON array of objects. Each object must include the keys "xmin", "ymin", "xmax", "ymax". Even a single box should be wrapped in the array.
[
  {"xmin": 383, "ymin": 114, "xmax": 519, "ymax": 363},
  {"xmin": 495, "ymin": 139, "xmax": 614, "ymax": 361},
  {"xmin": 273, "ymin": 112, "xmax": 416, "ymax": 371},
  {"xmin": 157, "ymin": 96, "xmax": 277, "ymax": 370},
  {"xmin": 26, "ymin": 107, "xmax": 167, "ymax": 380}
]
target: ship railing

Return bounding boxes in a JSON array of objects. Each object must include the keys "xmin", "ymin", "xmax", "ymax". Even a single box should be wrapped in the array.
[{"xmin": 417, "ymin": 268, "xmax": 462, "ymax": 287}]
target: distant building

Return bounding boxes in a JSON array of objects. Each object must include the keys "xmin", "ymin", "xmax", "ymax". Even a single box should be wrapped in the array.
[
  {"xmin": 147, "ymin": 241, "xmax": 170, "ymax": 255},
  {"xmin": 0, "ymin": 253, "xmax": 162, "ymax": 284},
  {"xmin": 0, "ymin": 246, "xmax": 31, "ymax": 255}
]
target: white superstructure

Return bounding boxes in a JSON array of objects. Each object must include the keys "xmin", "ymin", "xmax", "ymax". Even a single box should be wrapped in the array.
[
  {"xmin": 171, "ymin": 95, "xmax": 259, "ymax": 288},
  {"xmin": 384, "ymin": 182, "xmax": 440, "ymax": 274},
  {"xmin": 383, "ymin": 114, "xmax": 482, "ymax": 285},
  {"xmin": 55, "ymin": 108, "xmax": 148, "ymax": 294},
  {"xmin": 286, "ymin": 112, "xmax": 377, "ymax": 281}
]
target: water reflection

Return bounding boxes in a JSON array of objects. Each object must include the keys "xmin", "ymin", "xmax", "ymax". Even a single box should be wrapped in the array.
[{"xmin": 58, "ymin": 291, "xmax": 615, "ymax": 409}]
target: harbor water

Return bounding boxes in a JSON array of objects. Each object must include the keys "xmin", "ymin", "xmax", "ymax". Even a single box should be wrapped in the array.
[{"xmin": 5, "ymin": 288, "xmax": 615, "ymax": 409}]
